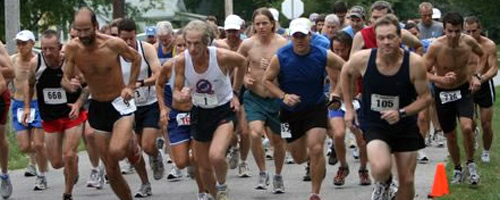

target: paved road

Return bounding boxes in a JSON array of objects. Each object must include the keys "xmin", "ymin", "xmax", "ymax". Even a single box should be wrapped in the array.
[{"xmin": 7, "ymin": 140, "xmax": 447, "ymax": 200}]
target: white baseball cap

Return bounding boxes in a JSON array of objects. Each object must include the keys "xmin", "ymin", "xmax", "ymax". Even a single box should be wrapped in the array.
[
  {"xmin": 432, "ymin": 8, "xmax": 441, "ymax": 20},
  {"xmin": 269, "ymin": 8, "xmax": 279, "ymax": 21},
  {"xmin": 289, "ymin": 18, "xmax": 311, "ymax": 35},
  {"xmin": 224, "ymin": 15, "xmax": 242, "ymax": 30},
  {"xmin": 15, "ymin": 30, "xmax": 35, "ymax": 42}
]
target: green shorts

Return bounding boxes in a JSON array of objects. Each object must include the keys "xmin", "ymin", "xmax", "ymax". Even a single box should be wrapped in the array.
[{"xmin": 243, "ymin": 90, "xmax": 281, "ymax": 135}]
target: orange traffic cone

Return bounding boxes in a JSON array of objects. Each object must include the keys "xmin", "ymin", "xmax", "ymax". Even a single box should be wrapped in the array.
[{"xmin": 428, "ymin": 162, "xmax": 449, "ymax": 198}]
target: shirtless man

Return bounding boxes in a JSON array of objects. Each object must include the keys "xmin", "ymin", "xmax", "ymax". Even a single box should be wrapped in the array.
[
  {"xmin": 238, "ymin": 8, "xmax": 288, "ymax": 193},
  {"xmin": 464, "ymin": 16, "xmax": 498, "ymax": 163},
  {"xmin": 0, "ymin": 41, "xmax": 14, "ymax": 200},
  {"xmin": 118, "ymin": 18, "xmax": 165, "ymax": 197},
  {"xmin": 424, "ymin": 12, "xmax": 484, "ymax": 187},
  {"xmin": 263, "ymin": 18, "xmax": 345, "ymax": 200},
  {"xmin": 221, "ymin": 14, "xmax": 252, "ymax": 177},
  {"xmin": 341, "ymin": 14, "xmax": 431, "ymax": 200},
  {"xmin": 10, "ymin": 30, "xmax": 49, "ymax": 191},
  {"xmin": 62, "ymin": 7, "xmax": 143, "ymax": 200},
  {"xmin": 172, "ymin": 20, "xmax": 247, "ymax": 200},
  {"xmin": 23, "ymin": 29, "xmax": 88, "ymax": 200}
]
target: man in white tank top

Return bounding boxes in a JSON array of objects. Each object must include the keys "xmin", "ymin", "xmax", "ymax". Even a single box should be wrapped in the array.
[
  {"xmin": 172, "ymin": 20, "xmax": 247, "ymax": 200},
  {"xmin": 117, "ymin": 18, "xmax": 163, "ymax": 197}
]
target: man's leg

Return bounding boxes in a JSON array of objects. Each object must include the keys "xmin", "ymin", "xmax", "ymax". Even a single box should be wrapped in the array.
[
  {"xmin": 193, "ymin": 141, "xmax": 216, "ymax": 197},
  {"xmin": 459, "ymin": 117, "xmax": 474, "ymax": 162},
  {"xmin": 479, "ymin": 107, "xmax": 494, "ymax": 151},
  {"xmin": 106, "ymin": 116, "xmax": 136, "ymax": 200},
  {"xmin": 16, "ymin": 130, "xmax": 33, "ymax": 158},
  {"xmin": 444, "ymin": 130, "xmax": 460, "ymax": 166},
  {"xmin": 238, "ymin": 107, "xmax": 251, "ymax": 164},
  {"xmin": 0, "ymin": 125, "xmax": 8, "ymax": 175},
  {"xmin": 394, "ymin": 151, "xmax": 417, "ymax": 200},
  {"xmin": 83, "ymin": 122, "xmax": 100, "ymax": 168},
  {"xmin": 267, "ymin": 127, "xmax": 285, "ymax": 175},
  {"xmin": 32, "ymin": 128, "xmax": 48, "ymax": 175},
  {"xmin": 305, "ymin": 128, "xmax": 326, "ymax": 194},
  {"xmin": 249, "ymin": 121, "xmax": 268, "ymax": 175},
  {"xmin": 170, "ymin": 142, "xmax": 191, "ymax": 169},
  {"xmin": 366, "ymin": 140, "xmax": 392, "ymax": 182},
  {"xmin": 209, "ymin": 123, "xmax": 234, "ymax": 186},
  {"xmin": 134, "ymin": 133, "xmax": 150, "ymax": 185},
  {"xmin": 331, "ymin": 118, "xmax": 347, "ymax": 179},
  {"xmin": 352, "ymin": 127, "xmax": 370, "ymax": 185},
  {"xmin": 62, "ymin": 125, "xmax": 82, "ymax": 195}
]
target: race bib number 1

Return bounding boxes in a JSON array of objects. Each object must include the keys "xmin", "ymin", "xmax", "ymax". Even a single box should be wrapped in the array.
[
  {"xmin": 370, "ymin": 94, "xmax": 399, "ymax": 112},
  {"xmin": 111, "ymin": 97, "xmax": 137, "ymax": 115},
  {"xmin": 43, "ymin": 88, "xmax": 67, "ymax": 105},
  {"xmin": 16, "ymin": 108, "xmax": 35, "ymax": 124},
  {"xmin": 192, "ymin": 93, "xmax": 218, "ymax": 107},
  {"xmin": 439, "ymin": 90, "xmax": 462, "ymax": 104},
  {"xmin": 280, "ymin": 123, "xmax": 292, "ymax": 139}
]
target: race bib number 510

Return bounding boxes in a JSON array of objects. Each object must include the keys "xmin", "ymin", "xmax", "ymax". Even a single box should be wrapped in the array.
[{"xmin": 370, "ymin": 94, "xmax": 399, "ymax": 112}]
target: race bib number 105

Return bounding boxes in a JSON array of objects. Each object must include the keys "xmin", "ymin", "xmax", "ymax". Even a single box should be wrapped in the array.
[{"xmin": 370, "ymin": 94, "xmax": 399, "ymax": 112}]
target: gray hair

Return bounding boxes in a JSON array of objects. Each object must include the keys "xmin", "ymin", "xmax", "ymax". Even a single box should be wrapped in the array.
[
  {"xmin": 325, "ymin": 14, "xmax": 340, "ymax": 26},
  {"xmin": 183, "ymin": 20, "xmax": 212, "ymax": 46},
  {"xmin": 156, "ymin": 21, "xmax": 173, "ymax": 36},
  {"xmin": 419, "ymin": 2, "xmax": 433, "ymax": 10}
]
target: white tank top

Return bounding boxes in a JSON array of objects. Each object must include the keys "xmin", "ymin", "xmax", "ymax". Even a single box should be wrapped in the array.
[
  {"xmin": 184, "ymin": 47, "xmax": 233, "ymax": 108},
  {"xmin": 120, "ymin": 40, "xmax": 157, "ymax": 107}
]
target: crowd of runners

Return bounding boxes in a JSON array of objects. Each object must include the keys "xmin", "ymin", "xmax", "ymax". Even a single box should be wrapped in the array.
[{"xmin": 0, "ymin": 1, "xmax": 496, "ymax": 200}]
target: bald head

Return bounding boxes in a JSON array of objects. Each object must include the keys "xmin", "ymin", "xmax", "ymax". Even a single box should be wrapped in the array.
[{"xmin": 74, "ymin": 7, "xmax": 98, "ymax": 27}]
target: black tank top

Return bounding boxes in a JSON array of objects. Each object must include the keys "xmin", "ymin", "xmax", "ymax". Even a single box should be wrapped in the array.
[
  {"xmin": 35, "ymin": 53, "xmax": 81, "ymax": 121},
  {"xmin": 360, "ymin": 49, "xmax": 417, "ymax": 131}
]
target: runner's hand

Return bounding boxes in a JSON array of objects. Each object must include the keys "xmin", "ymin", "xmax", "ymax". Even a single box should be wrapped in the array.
[
  {"xmin": 260, "ymin": 58, "xmax": 270, "ymax": 70},
  {"xmin": 21, "ymin": 108, "xmax": 31, "ymax": 126},
  {"xmin": 380, "ymin": 110, "xmax": 400, "ymax": 125},
  {"xmin": 67, "ymin": 103, "xmax": 80, "ymax": 120},
  {"xmin": 283, "ymin": 94, "xmax": 301, "ymax": 107},
  {"xmin": 230, "ymin": 96, "xmax": 240, "ymax": 112},
  {"xmin": 442, "ymin": 72, "xmax": 457, "ymax": 85},
  {"xmin": 178, "ymin": 87, "xmax": 192, "ymax": 102},
  {"xmin": 469, "ymin": 76, "xmax": 481, "ymax": 93},
  {"xmin": 160, "ymin": 107, "xmax": 171, "ymax": 128},
  {"xmin": 244, "ymin": 75, "xmax": 255, "ymax": 88},
  {"xmin": 344, "ymin": 109, "xmax": 358, "ymax": 130},
  {"xmin": 121, "ymin": 87, "xmax": 135, "ymax": 101},
  {"xmin": 67, "ymin": 78, "xmax": 82, "ymax": 93}
]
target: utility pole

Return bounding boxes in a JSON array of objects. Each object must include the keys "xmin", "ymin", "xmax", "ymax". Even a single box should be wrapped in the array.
[
  {"xmin": 4, "ymin": 0, "xmax": 20, "ymax": 54},
  {"xmin": 225, "ymin": 0, "xmax": 233, "ymax": 17}
]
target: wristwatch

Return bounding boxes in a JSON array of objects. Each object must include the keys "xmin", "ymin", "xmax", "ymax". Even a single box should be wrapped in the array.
[{"xmin": 398, "ymin": 109, "xmax": 407, "ymax": 118}]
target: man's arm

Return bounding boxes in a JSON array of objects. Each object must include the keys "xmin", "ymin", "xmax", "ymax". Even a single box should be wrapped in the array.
[
  {"xmin": 326, "ymin": 50, "xmax": 345, "ymax": 97},
  {"xmin": 480, "ymin": 42, "xmax": 498, "ymax": 82},
  {"xmin": 141, "ymin": 42, "xmax": 161, "ymax": 87},
  {"xmin": 423, "ymin": 43, "xmax": 442, "ymax": 84},
  {"xmin": 23, "ymin": 56, "xmax": 37, "ymax": 116},
  {"xmin": 173, "ymin": 55, "xmax": 190, "ymax": 103},
  {"xmin": 350, "ymin": 32, "xmax": 365, "ymax": 58},
  {"xmin": 61, "ymin": 43, "xmax": 81, "ymax": 92},
  {"xmin": 262, "ymin": 55, "xmax": 285, "ymax": 99},
  {"xmin": 404, "ymin": 54, "xmax": 431, "ymax": 116},
  {"xmin": 156, "ymin": 59, "xmax": 173, "ymax": 113},
  {"xmin": 113, "ymin": 38, "xmax": 141, "ymax": 89},
  {"xmin": 0, "ymin": 42, "xmax": 14, "ymax": 79},
  {"xmin": 220, "ymin": 49, "xmax": 247, "ymax": 93},
  {"xmin": 401, "ymin": 29, "xmax": 423, "ymax": 50},
  {"xmin": 340, "ymin": 53, "xmax": 363, "ymax": 112}
]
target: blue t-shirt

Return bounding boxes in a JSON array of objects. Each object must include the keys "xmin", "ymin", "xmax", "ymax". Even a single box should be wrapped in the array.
[
  {"xmin": 342, "ymin": 26, "xmax": 355, "ymax": 38},
  {"xmin": 310, "ymin": 33, "xmax": 330, "ymax": 50},
  {"xmin": 277, "ymin": 43, "xmax": 327, "ymax": 111}
]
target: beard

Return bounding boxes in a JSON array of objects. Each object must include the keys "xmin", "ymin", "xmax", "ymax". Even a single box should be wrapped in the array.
[{"xmin": 80, "ymin": 34, "xmax": 95, "ymax": 46}]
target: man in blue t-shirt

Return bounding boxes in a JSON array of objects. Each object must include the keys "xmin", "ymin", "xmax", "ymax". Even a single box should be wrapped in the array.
[{"xmin": 263, "ymin": 18, "xmax": 345, "ymax": 200}]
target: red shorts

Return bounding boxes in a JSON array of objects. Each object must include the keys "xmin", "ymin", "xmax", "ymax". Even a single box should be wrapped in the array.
[
  {"xmin": 0, "ymin": 90, "xmax": 10, "ymax": 125},
  {"xmin": 42, "ymin": 111, "xmax": 88, "ymax": 133}
]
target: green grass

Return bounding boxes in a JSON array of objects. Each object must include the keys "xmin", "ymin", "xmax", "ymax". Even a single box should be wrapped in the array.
[{"xmin": 438, "ymin": 86, "xmax": 500, "ymax": 199}]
